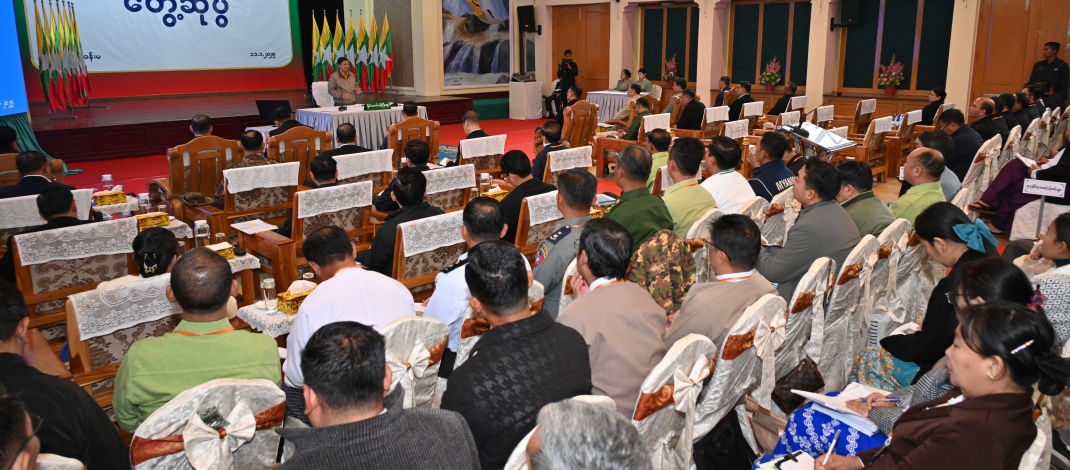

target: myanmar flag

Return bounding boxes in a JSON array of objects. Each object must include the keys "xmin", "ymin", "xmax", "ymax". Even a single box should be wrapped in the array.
[
  {"xmin": 311, "ymin": 14, "xmax": 321, "ymax": 81},
  {"xmin": 357, "ymin": 15, "xmax": 368, "ymax": 93},
  {"xmin": 380, "ymin": 16, "xmax": 393, "ymax": 91},
  {"xmin": 368, "ymin": 16, "xmax": 379, "ymax": 93}
]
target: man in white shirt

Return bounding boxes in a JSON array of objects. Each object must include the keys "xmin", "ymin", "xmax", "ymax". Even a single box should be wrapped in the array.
[
  {"xmin": 284, "ymin": 225, "xmax": 414, "ymax": 421},
  {"xmin": 701, "ymin": 136, "xmax": 756, "ymax": 213},
  {"xmin": 423, "ymin": 197, "xmax": 507, "ymax": 378}
]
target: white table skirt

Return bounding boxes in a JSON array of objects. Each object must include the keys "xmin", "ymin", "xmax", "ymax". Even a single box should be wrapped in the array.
[
  {"xmin": 237, "ymin": 303, "xmax": 294, "ymax": 338},
  {"xmin": 295, "ymin": 105, "xmax": 429, "ymax": 150},
  {"xmin": 587, "ymin": 91, "xmax": 652, "ymax": 123},
  {"xmin": 509, "ymin": 81, "xmax": 543, "ymax": 120}
]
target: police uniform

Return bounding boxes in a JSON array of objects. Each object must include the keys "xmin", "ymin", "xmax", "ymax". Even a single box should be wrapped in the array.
[
  {"xmin": 533, "ymin": 216, "xmax": 591, "ymax": 319},
  {"xmin": 423, "ymin": 253, "xmax": 470, "ymax": 378}
]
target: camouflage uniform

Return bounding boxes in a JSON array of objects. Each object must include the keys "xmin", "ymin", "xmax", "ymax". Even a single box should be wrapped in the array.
[{"xmin": 626, "ymin": 229, "xmax": 696, "ymax": 326}]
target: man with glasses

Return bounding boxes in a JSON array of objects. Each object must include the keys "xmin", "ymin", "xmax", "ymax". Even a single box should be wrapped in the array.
[
  {"xmin": 936, "ymin": 109, "xmax": 982, "ymax": 181},
  {"xmin": 0, "ymin": 392, "xmax": 40, "ymax": 470},
  {"xmin": 663, "ymin": 214, "xmax": 777, "ymax": 347}
]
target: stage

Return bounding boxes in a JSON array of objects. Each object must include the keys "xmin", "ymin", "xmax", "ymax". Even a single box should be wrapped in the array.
[{"xmin": 30, "ymin": 90, "xmax": 474, "ymax": 163}]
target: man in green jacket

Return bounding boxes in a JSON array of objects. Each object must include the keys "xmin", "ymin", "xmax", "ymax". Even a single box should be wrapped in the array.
[
  {"xmin": 890, "ymin": 148, "xmax": 947, "ymax": 224},
  {"xmin": 622, "ymin": 97, "xmax": 652, "ymax": 141},
  {"xmin": 607, "ymin": 145, "xmax": 673, "ymax": 248},
  {"xmin": 836, "ymin": 160, "xmax": 895, "ymax": 236}
]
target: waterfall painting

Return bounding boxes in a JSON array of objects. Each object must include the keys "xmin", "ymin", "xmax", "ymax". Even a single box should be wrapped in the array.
[{"xmin": 443, "ymin": 0, "xmax": 511, "ymax": 88}]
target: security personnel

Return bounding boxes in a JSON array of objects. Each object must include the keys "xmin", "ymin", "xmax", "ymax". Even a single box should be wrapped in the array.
[{"xmin": 532, "ymin": 169, "xmax": 599, "ymax": 318}]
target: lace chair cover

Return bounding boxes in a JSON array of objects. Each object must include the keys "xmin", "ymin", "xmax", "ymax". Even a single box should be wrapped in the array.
[
  {"xmin": 706, "ymin": 106, "xmax": 729, "ymax": 123},
  {"xmin": 295, "ymin": 181, "xmax": 372, "ymax": 219},
  {"xmin": 686, "ymin": 208, "xmax": 723, "ymax": 283},
  {"xmin": 503, "ymin": 395, "xmax": 617, "ymax": 470},
  {"xmin": 0, "ymin": 189, "xmax": 92, "ymax": 230},
  {"xmin": 815, "ymin": 106, "xmax": 834, "ymax": 123},
  {"xmin": 68, "ymin": 274, "xmax": 180, "ymax": 341},
  {"xmin": 859, "ymin": 99, "xmax": 877, "ymax": 115},
  {"xmin": 781, "ymin": 257, "xmax": 837, "ymax": 380},
  {"xmin": 557, "ymin": 258, "xmax": 579, "ymax": 318},
  {"xmin": 460, "ymin": 135, "xmax": 506, "ymax": 172},
  {"xmin": 131, "ymin": 378, "xmax": 290, "ymax": 470},
  {"xmin": 738, "ymin": 196, "xmax": 770, "ymax": 225},
  {"xmin": 819, "ymin": 235, "xmax": 880, "ymax": 391},
  {"xmin": 743, "ymin": 101, "xmax": 764, "ymax": 118},
  {"xmin": 1012, "ymin": 199, "xmax": 1070, "ymax": 241},
  {"xmin": 643, "ymin": 113, "xmax": 671, "ymax": 133},
  {"xmin": 425, "ymin": 164, "xmax": 476, "ymax": 195},
  {"xmin": 723, "ymin": 120, "xmax": 749, "ymax": 139},
  {"xmin": 829, "ymin": 126, "xmax": 849, "ymax": 138},
  {"xmin": 382, "ymin": 316, "xmax": 449, "ymax": 409},
  {"xmin": 1021, "ymin": 118, "xmax": 1041, "ymax": 161},
  {"xmin": 997, "ymin": 125, "xmax": 1024, "ymax": 173},
  {"xmin": 761, "ymin": 188, "xmax": 799, "ymax": 246},
  {"xmin": 626, "ymin": 230, "xmax": 695, "ymax": 325},
  {"xmin": 779, "ymin": 111, "xmax": 801, "ymax": 127},
  {"xmin": 905, "ymin": 109, "xmax": 923, "ymax": 126},
  {"xmin": 632, "ymin": 334, "xmax": 717, "ymax": 470},
  {"xmin": 310, "ymin": 81, "xmax": 332, "ymax": 107},
  {"xmin": 335, "ymin": 150, "xmax": 393, "ymax": 180},
  {"xmin": 866, "ymin": 219, "xmax": 912, "ymax": 346},
  {"xmin": 526, "ymin": 191, "xmax": 563, "ymax": 226},
  {"xmin": 789, "ymin": 96, "xmax": 807, "ymax": 112},
  {"xmin": 400, "ymin": 211, "xmax": 463, "ymax": 257},
  {"xmin": 894, "ymin": 234, "xmax": 948, "ymax": 325},
  {"xmin": 223, "ymin": 162, "xmax": 300, "ymax": 194},
  {"xmin": 15, "ymin": 217, "xmax": 137, "ymax": 266}
]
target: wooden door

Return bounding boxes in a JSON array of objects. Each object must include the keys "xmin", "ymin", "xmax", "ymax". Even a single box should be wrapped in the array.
[
  {"xmin": 552, "ymin": 4, "xmax": 611, "ymax": 97},
  {"xmin": 972, "ymin": 0, "xmax": 1070, "ymax": 96}
]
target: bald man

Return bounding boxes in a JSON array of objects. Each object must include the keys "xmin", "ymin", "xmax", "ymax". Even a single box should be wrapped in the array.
[{"xmin": 968, "ymin": 96, "xmax": 1009, "ymax": 147}]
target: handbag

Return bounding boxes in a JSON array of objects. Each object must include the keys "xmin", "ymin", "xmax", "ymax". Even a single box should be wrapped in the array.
[{"xmin": 772, "ymin": 356, "xmax": 824, "ymax": 414}]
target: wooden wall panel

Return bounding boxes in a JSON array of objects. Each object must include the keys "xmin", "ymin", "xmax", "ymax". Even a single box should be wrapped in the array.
[
  {"xmin": 551, "ymin": 4, "xmax": 610, "ymax": 95},
  {"xmin": 972, "ymin": 0, "xmax": 1070, "ymax": 96}
]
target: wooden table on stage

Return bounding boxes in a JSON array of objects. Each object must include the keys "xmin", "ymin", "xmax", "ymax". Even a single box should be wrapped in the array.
[{"xmin": 295, "ymin": 105, "xmax": 429, "ymax": 150}]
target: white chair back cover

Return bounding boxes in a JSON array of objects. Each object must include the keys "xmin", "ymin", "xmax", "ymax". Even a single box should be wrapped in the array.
[
  {"xmin": 0, "ymin": 188, "xmax": 92, "ymax": 230},
  {"xmin": 1053, "ymin": 107, "xmax": 1070, "ymax": 151},
  {"xmin": 743, "ymin": 101, "xmax": 765, "ymax": 118},
  {"xmin": 782, "ymin": 257, "xmax": 837, "ymax": 380},
  {"xmin": 556, "ymin": 258, "xmax": 579, "ymax": 318},
  {"xmin": 398, "ymin": 211, "xmax": 464, "ymax": 257},
  {"xmin": 1021, "ymin": 118, "xmax": 1042, "ymax": 161},
  {"xmin": 1038, "ymin": 108, "xmax": 1054, "ymax": 157},
  {"xmin": 643, "ymin": 113, "xmax": 672, "ymax": 133},
  {"xmin": 459, "ymin": 134, "xmax": 507, "ymax": 159},
  {"xmin": 525, "ymin": 190, "xmax": 563, "ymax": 226},
  {"xmin": 819, "ymin": 235, "xmax": 880, "ymax": 391},
  {"xmin": 35, "ymin": 454, "xmax": 84, "ymax": 470},
  {"xmin": 68, "ymin": 274, "xmax": 180, "ymax": 341},
  {"xmin": 950, "ymin": 187, "xmax": 975, "ymax": 221},
  {"xmin": 1019, "ymin": 408, "xmax": 1053, "ymax": 470},
  {"xmin": 424, "ymin": 164, "xmax": 476, "ymax": 195},
  {"xmin": 723, "ymin": 120, "xmax": 749, "ymax": 139},
  {"xmin": 778, "ymin": 111, "xmax": 801, "ymax": 127},
  {"xmin": 132, "ymin": 378, "xmax": 289, "ymax": 470},
  {"xmin": 747, "ymin": 294, "xmax": 788, "ymax": 411},
  {"xmin": 14, "ymin": 217, "xmax": 137, "ymax": 266},
  {"xmin": 961, "ymin": 134, "xmax": 1002, "ymax": 191},
  {"xmin": 706, "ymin": 106, "xmax": 730, "ymax": 123},
  {"xmin": 649, "ymin": 84, "xmax": 664, "ymax": 101},
  {"xmin": 1011, "ymin": 198, "xmax": 1070, "ymax": 241},
  {"xmin": 997, "ymin": 124, "xmax": 1024, "ymax": 173},
  {"xmin": 686, "ymin": 208, "xmax": 724, "ymax": 284},
  {"xmin": 738, "ymin": 196, "xmax": 770, "ymax": 225},
  {"xmin": 761, "ymin": 188, "xmax": 799, "ymax": 246},
  {"xmin": 295, "ymin": 181, "xmax": 373, "ymax": 219},
  {"xmin": 859, "ymin": 99, "xmax": 877, "ymax": 115},
  {"xmin": 335, "ymin": 149, "xmax": 393, "ymax": 180},
  {"xmin": 815, "ymin": 105, "xmax": 834, "ymax": 123},
  {"xmin": 503, "ymin": 395, "xmax": 617, "ymax": 470},
  {"xmin": 548, "ymin": 145, "xmax": 593, "ymax": 173},
  {"xmin": 632, "ymin": 334, "xmax": 717, "ymax": 469},
  {"xmin": 311, "ymin": 81, "xmax": 332, "ymax": 107},
  {"xmin": 381, "ymin": 316, "xmax": 450, "ymax": 409},
  {"xmin": 789, "ymin": 96, "xmax": 807, "ymax": 111},
  {"xmin": 828, "ymin": 126, "xmax": 849, "ymax": 138},
  {"xmin": 223, "ymin": 161, "xmax": 300, "ymax": 194},
  {"xmin": 894, "ymin": 233, "xmax": 948, "ymax": 326},
  {"xmin": 866, "ymin": 219, "xmax": 913, "ymax": 346}
]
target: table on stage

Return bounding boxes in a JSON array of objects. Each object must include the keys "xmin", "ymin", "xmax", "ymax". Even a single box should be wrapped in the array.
[
  {"xmin": 294, "ymin": 104, "xmax": 429, "ymax": 150},
  {"xmin": 586, "ymin": 90, "xmax": 652, "ymax": 123}
]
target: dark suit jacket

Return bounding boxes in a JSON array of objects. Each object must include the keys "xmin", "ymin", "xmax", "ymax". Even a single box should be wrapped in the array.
[
  {"xmin": 465, "ymin": 129, "xmax": 490, "ymax": 139},
  {"xmin": 675, "ymin": 100, "xmax": 706, "ymax": 130},
  {"xmin": 969, "ymin": 115, "xmax": 1008, "ymax": 147},
  {"xmin": 533, "ymin": 143, "xmax": 567, "ymax": 182},
  {"xmin": 0, "ymin": 176, "xmax": 73, "ymax": 200},
  {"xmin": 500, "ymin": 178, "xmax": 556, "ymax": 243},
  {"xmin": 0, "ymin": 216, "xmax": 93, "ymax": 283},
  {"xmin": 767, "ymin": 94, "xmax": 794, "ymax": 115},
  {"xmin": 554, "ymin": 99, "xmax": 580, "ymax": 125},
  {"xmin": 946, "ymin": 126, "xmax": 984, "ymax": 181},
  {"xmin": 919, "ymin": 100, "xmax": 943, "ymax": 126},
  {"xmin": 268, "ymin": 119, "xmax": 310, "ymax": 137},
  {"xmin": 317, "ymin": 143, "xmax": 370, "ymax": 160},
  {"xmin": 1002, "ymin": 111, "xmax": 1028, "ymax": 133},
  {"xmin": 357, "ymin": 202, "xmax": 444, "ymax": 277},
  {"xmin": 713, "ymin": 87, "xmax": 730, "ymax": 107},
  {"xmin": 728, "ymin": 94, "xmax": 754, "ymax": 121},
  {"xmin": 373, "ymin": 165, "xmax": 435, "ymax": 211}
]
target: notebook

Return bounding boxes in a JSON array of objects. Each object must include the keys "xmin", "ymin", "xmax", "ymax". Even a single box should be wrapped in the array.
[{"xmin": 792, "ymin": 383, "xmax": 891, "ymax": 435}]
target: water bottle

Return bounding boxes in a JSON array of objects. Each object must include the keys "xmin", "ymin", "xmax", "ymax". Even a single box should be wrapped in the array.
[
  {"xmin": 301, "ymin": 272, "xmax": 316, "ymax": 284},
  {"xmin": 177, "ymin": 241, "xmax": 187, "ymax": 254},
  {"xmin": 214, "ymin": 233, "xmax": 227, "ymax": 245},
  {"xmin": 194, "ymin": 220, "xmax": 210, "ymax": 248},
  {"xmin": 158, "ymin": 204, "xmax": 171, "ymax": 217},
  {"xmin": 261, "ymin": 278, "xmax": 277, "ymax": 313},
  {"xmin": 479, "ymin": 173, "xmax": 491, "ymax": 193},
  {"xmin": 137, "ymin": 193, "xmax": 150, "ymax": 214},
  {"xmin": 101, "ymin": 174, "xmax": 114, "ymax": 192},
  {"xmin": 400, "ymin": 157, "xmax": 409, "ymax": 167}
]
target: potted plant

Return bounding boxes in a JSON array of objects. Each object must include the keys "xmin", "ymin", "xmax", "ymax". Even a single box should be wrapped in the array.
[
  {"xmin": 759, "ymin": 56, "xmax": 782, "ymax": 91},
  {"xmin": 878, "ymin": 55, "xmax": 905, "ymax": 96},
  {"xmin": 663, "ymin": 55, "xmax": 678, "ymax": 84}
]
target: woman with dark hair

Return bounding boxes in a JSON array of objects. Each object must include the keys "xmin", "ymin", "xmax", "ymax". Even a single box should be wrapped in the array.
[
  {"xmin": 851, "ymin": 202, "xmax": 997, "ymax": 390},
  {"xmin": 634, "ymin": 68, "xmax": 651, "ymax": 93},
  {"xmin": 614, "ymin": 69, "xmax": 633, "ymax": 92},
  {"xmin": 1029, "ymin": 212, "xmax": 1070, "ymax": 345},
  {"xmin": 818, "ymin": 302, "xmax": 1070, "ymax": 469},
  {"xmin": 919, "ymin": 87, "xmax": 946, "ymax": 126}
]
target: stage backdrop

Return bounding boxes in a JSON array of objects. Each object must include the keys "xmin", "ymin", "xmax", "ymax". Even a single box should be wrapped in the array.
[
  {"xmin": 15, "ymin": 0, "xmax": 306, "ymax": 99},
  {"xmin": 443, "ymin": 0, "xmax": 510, "ymax": 88}
]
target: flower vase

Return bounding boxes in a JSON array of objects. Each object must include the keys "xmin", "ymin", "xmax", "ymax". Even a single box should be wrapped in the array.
[
  {"xmin": 884, "ymin": 86, "xmax": 897, "ymax": 97},
  {"xmin": 765, "ymin": 84, "xmax": 775, "ymax": 92}
]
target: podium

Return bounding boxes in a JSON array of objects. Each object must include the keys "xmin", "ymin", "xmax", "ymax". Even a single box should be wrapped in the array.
[{"xmin": 783, "ymin": 122, "xmax": 857, "ymax": 162}]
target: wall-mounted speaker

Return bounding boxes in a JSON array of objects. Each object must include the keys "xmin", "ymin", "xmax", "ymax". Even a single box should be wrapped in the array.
[
  {"xmin": 840, "ymin": 0, "xmax": 860, "ymax": 25},
  {"xmin": 517, "ymin": 6, "xmax": 537, "ymax": 33}
]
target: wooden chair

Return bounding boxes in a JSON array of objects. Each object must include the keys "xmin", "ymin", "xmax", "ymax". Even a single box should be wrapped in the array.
[
  {"xmin": 647, "ymin": 84, "xmax": 664, "ymax": 114},
  {"xmin": 424, "ymin": 164, "xmax": 477, "ymax": 213},
  {"xmin": 544, "ymin": 146, "xmax": 594, "ymax": 185},
  {"xmin": 605, "ymin": 100, "xmax": 638, "ymax": 130},
  {"xmin": 458, "ymin": 135, "xmax": 506, "ymax": 177},
  {"xmin": 811, "ymin": 105, "xmax": 836, "ymax": 129},
  {"xmin": 831, "ymin": 99, "xmax": 877, "ymax": 134},
  {"xmin": 842, "ymin": 116, "xmax": 892, "ymax": 181},
  {"xmin": 335, "ymin": 149, "xmax": 394, "ymax": 191},
  {"xmin": 561, "ymin": 101, "xmax": 600, "ymax": 148},
  {"xmin": 0, "ymin": 155, "xmax": 67, "ymax": 187},
  {"xmin": 651, "ymin": 166, "xmax": 672, "ymax": 197},
  {"xmin": 668, "ymin": 96, "xmax": 686, "ymax": 129},
  {"xmin": 167, "ymin": 136, "xmax": 244, "ymax": 223},
  {"xmin": 392, "ymin": 211, "xmax": 467, "ymax": 298},
  {"xmin": 884, "ymin": 110, "xmax": 923, "ymax": 178},
  {"xmin": 241, "ymin": 181, "xmax": 375, "ymax": 291},
  {"xmin": 742, "ymin": 100, "xmax": 767, "ymax": 131},
  {"xmin": 515, "ymin": 190, "xmax": 563, "ymax": 266},
  {"xmin": 187, "ymin": 162, "xmax": 299, "ymax": 241},
  {"xmin": 916, "ymin": 102, "xmax": 955, "ymax": 134},
  {"xmin": 266, "ymin": 127, "xmax": 333, "ymax": 180},
  {"xmin": 386, "ymin": 116, "xmax": 441, "ymax": 169}
]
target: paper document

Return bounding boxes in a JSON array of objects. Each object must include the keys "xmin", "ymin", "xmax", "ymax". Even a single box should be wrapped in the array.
[
  {"xmin": 231, "ymin": 219, "xmax": 279, "ymax": 235},
  {"xmin": 757, "ymin": 451, "xmax": 816, "ymax": 470},
  {"xmin": 792, "ymin": 383, "xmax": 890, "ymax": 435},
  {"xmin": 596, "ymin": 194, "xmax": 617, "ymax": 206}
]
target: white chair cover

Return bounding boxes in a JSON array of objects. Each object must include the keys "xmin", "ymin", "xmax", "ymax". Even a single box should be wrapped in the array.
[
  {"xmin": 295, "ymin": 180, "xmax": 372, "ymax": 219},
  {"xmin": 743, "ymin": 101, "xmax": 765, "ymax": 118},
  {"xmin": 1021, "ymin": 118, "xmax": 1042, "ymax": 161},
  {"xmin": 1011, "ymin": 198, "xmax": 1070, "ymax": 241},
  {"xmin": 737, "ymin": 196, "xmax": 770, "ymax": 225},
  {"xmin": 997, "ymin": 124, "xmax": 1024, "ymax": 174},
  {"xmin": 557, "ymin": 258, "xmax": 579, "ymax": 318},
  {"xmin": 1048, "ymin": 107, "xmax": 1065, "ymax": 152},
  {"xmin": 859, "ymin": 99, "xmax": 877, "ymax": 115},
  {"xmin": 14, "ymin": 217, "xmax": 137, "ymax": 266},
  {"xmin": 35, "ymin": 454, "xmax": 84, "ymax": 470},
  {"xmin": 779, "ymin": 111, "xmax": 800, "ymax": 127},
  {"xmin": 686, "ymin": 208, "xmax": 724, "ymax": 284},
  {"xmin": 633, "ymin": 334, "xmax": 717, "ymax": 469},
  {"xmin": 706, "ymin": 106, "xmax": 729, "ymax": 123},
  {"xmin": 872, "ymin": 116, "xmax": 893, "ymax": 135},
  {"xmin": 819, "ymin": 235, "xmax": 880, "ymax": 391},
  {"xmin": 1038, "ymin": 109, "xmax": 1054, "ymax": 158},
  {"xmin": 867, "ymin": 219, "xmax": 912, "ymax": 346},
  {"xmin": 643, "ymin": 113, "xmax": 671, "ymax": 133},
  {"xmin": 815, "ymin": 106, "xmax": 834, "ymax": 123},
  {"xmin": 503, "ymin": 395, "xmax": 617, "ymax": 470},
  {"xmin": 829, "ymin": 126, "xmax": 849, "ymax": 138},
  {"xmin": 789, "ymin": 96, "xmax": 807, "ymax": 111},
  {"xmin": 453, "ymin": 282, "xmax": 547, "ymax": 371},
  {"xmin": 961, "ymin": 134, "xmax": 1002, "ymax": 191},
  {"xmin": 132, "ymin": 378, "xmax": 290, "ymax": 470},
  {"xmin": 335, "ymin": 149, "xmax": 393, "ymax": 180},
  {"xmin": 460, "ymin": 134, "xmax": 507, "ymax": 159},
  {"xmin": 950, "ymin": 187, "xmax": 975, "ymax": 221},
  {"xmin": 782, "ymin": 257, "xmax": 837, "ymax": 380},
  {"xmin": 68, "ymin": 274, "xmax": 180, "ymax": 341},
  {"xmin": 1019, "ymin": 408, "xmax": 1053, "ymax": 470},
  {"xmin": 906, "ymin": 109, "xmax": 923, "ymax": 126},
  {"xmin": 761, "ymin": 188, "xmax": 799, "ymax": 246},
  {"xmin": 723, "ymin": 120, "xmax": 750, "ymax": 140},
  {"xmin": 223, "ymin": 162, "xmax": 300, "ymax": 194},
  {"xmin": 381, "ymin": 316, "xmax": 450, "ymax": 409},
  {"xmin": 548, "ymin": 145, "xmax": 593, "ymax": 172},
  {"xmin": 894, "ymin": 233, "xmax": 948, "ymax": 326},
  {"xmin": 311, "ymin": 81, "xmax": 332, "ymax": 107},
  {"xmin": 399, "ymin": 211, "xmax": 463, "ymax": 257},
  {"xmin": 748, "ymin": 294, "xmax": 788, "ymax": 411},
  {"xmin": 424, "ymin": 164, "xmax": 476, "ymax": 195},
  {"xmin": 1053, "ymin": 107, "xmax": 1070, "ymax": 151},
  {"xmin": 526, "ymin": 190, "xmax": 563, "ymax": 226},
  {"xmin": 0, "ymin": 188, "xmax": 92, "ymax": 230}
]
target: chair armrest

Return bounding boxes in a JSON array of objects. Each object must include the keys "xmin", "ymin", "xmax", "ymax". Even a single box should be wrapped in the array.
[
  {"xmin": 187, "ymin": 202, "xmax": 223, "ymax": 217},
  {"xmin": 369, "ymin": 209, "xmax": 391, "ymax": 222},
  {"xmin": 71, "ymin": 363, "xmax": 121, "ymax": 389},
  {"xmin": 26, "ymin": 329, "xmax": 70, "ymax": 379},
  {"xmin": 672, "ymin": 129, "xmax": 704, "ymax": 139},
  {"xmin": 253, "ymin": 229, "xmax": 295, "ymax": 247},
  {"xmin": 914, "ymin": 125, "xmax": 935, "ymax": 133},
  {"xmin": 605, "ymin": 119, "xmax": 627, "ymax": 127}
]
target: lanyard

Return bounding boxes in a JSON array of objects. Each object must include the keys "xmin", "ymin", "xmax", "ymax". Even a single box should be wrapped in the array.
[
  {"xmin": 592, "ymin": 279, "xmax": 625, "ymax": 291},
  {"xmin": 175, "ymin": 326, "xmax": 234, "ymax": 337},
  {"xmin": 715, "ymin": 272, "xmax": 755, "ymax": 283}
]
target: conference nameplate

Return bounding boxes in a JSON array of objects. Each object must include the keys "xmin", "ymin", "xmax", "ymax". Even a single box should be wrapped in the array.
[
  {"xmin": 364, "ymin": 101, "xmax": 394, "ymax": 111},
  {"xmin": 1022, "ymin": 179, "xmax": 1067, "ymax": 198}
]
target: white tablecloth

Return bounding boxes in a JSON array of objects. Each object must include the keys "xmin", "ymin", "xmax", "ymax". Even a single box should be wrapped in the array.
[
  {"xmin": 96, "ymin": 196, "xmax": 140, "ymax": 217},
  {"xmin": 237, "ymin": 303, "xmax": 294, "ymax": 338},
  {"xmin": 295, "ymin": 105, "xmax": 429, "ymax": 150},
  {"xmin": 164, "ymin": 219, "xmax": 192, "ymax": 239},
  {"xmin": 509, "ymin": 81, "xmax": 543, "ymax": 120},
  {"xmin": 246, "ymin": 125, "xmax": 276, "ymax": 144},
  {"xmin": 587, "ymin": 91, "xmax": 652, "ymax": 123}
]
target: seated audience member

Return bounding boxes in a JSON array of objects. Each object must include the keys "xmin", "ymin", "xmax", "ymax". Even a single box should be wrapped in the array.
[
  {"xmin": 373, "ymin": 140, "xmax": 438, "ymax": 211},
  {"xmin": 0, "ymin": 186, "xmax": 92, "ymax": 282},
  {"xmin": 0, "ymin": 151, "xmax": 72, "ymax": 199},
  {"xmin": 526, "ymin": 399, "xmax": 651, "ymax": 470},
  {"xmin": 532, "ymin": 121, "xmax": 567, "ymax": 182},
  {"xmin": 662, "ymin": 77, "xmax": 687, "ymax": 115},
  {"xmin": 701, "ymin": 136, "xmax": 757, "ymax": 213},
  {"xmin": 919, "ymin": 87, "xmax": 946, "ymax": 126},
  {"xmin": 461, "ymin": 110, "xmax": 489, "ymax": 140},
  {"xmin": 554, "ymin": 86, "xmax": 582, "ymax": 127},
  {"xmin": 534, "ymin": 169, "xmax": 596, "ymax": 318},
  {"xmin": 327, "ymin": 56, "xmax": 357, "ymax": 106},
  {"xmin": 674, "ymin": 89, "xmax": 706, "ymax": 130},
  {"xmin": 212, "ymin": 130, "xmax": 281, "ymax": 205},
  {"xmin": 1025, "ymin": 84, "xmax": 1047, "ymax": 121},
  {"xmin": 442, "ymin": 241, "xmax": 592, "ymax": 470},
  {"xmin": 285, "ymin": 226, "xmax": 414, "ymax": 417},
  {"xmin": 269, "ymin": 106, "xmax": 309, "ymax": 137},
  {"xmin": 644, "ymin": 128, "xmax": 671, "ymax": 191},
  {"xmin": 278, "ymin": 157, "xmax": 341, "ymax": 238},
  {"xmin": 612, "ymin": 84, "xmax": 642, "ymax": 122},
  {"xmin": 621, "ymin": 97, "xmax": 653, "ymax": 141},
  {"xmin": 0, "ymin": 281, "xmax": 128, "ymax": 468},
  {"xmin": 761, "ymin": 258, "xmax": 1035, "ymax": 462},
  {"xmin": 498, "ymin": 150, "xmax": 556, "ymax": 244},
  {"xmin": 1041, "ymin": 79, "xmax": 1066, "ymax": 111},
  {"xmin": 559, "ymin": 219, "xmax": 667, "ymax": 415},
  {"xmin": 817, "ymin": 302, "xmax": 1070, "ymax": 470},
  {"xmin": 278, "ymin": 322, "xmax": 479, "ymax": 470},
  {"xmin": 424, "ymin": 197, "xmax": 507, "ymax": 378},
  {"xmin": 186, "ymin": 114, "xmax": 213, "ymax": 139},
  {"xmin": 713, "ymin": 76, "xmax": 732, "ymax": 107},
  {"xmin": 757, "ymin": 158, "xmax": 861, "ymax": 300},
  {"xmin": 380, "ymin": 101, "xmax": 422, "ymax": 149},
  {"xmin": 0, "ymin": 389, "xmax": 39, "ymax": 470},
  {"xmin": 968, "ymin": 96, "xmax": 1009, "ymax": 146},
  {"xmin": 0, "ymin": 126, "xmax": 17, "ymax": 154},
  {"xmin": 614, "ymin": 69, "xmax": 634, "ymax": 92},
  {"xmin": 665, "ymin": 214, "xmax": 778, "ymax": 346},
  {"xmin": 661, "ymin": 137, "xmax": 717, "ymax": 237},
  {"xmin": 939, "ymin": 109, "xmax": 983, "ymax": 181},
  {"xmin": 747, "ymin": 131, "xmax": 796, "ymax": 201},
  {"xmin": 971, "ymin": 143, "xmax": 1069, "ymax": 233},
  {"xmin": 836, "ymin": 160, "xmax": 894, "ymax": 236},
  {"xmin": 317, "ymin": 123, "xmax": 370, "ymax": 160},
  {"xmin": 998, "ymin": 92, "xmax": 1026, "ymax": 132},
  {"xmin": 1030, "ymin": 213, "xmax": 1070, "ymax": 345},
  {"xmin": 727, "ymin": 81, "xmax": 755, "ymax": 121},
  {"xmin": 890, "ymin": 148, "xmax": 947, "ymax": 224},
  {"xmin": 113, "ymin": 248, "xmax": 281, "ymax": 432},
  {"xmin": 359, "ymin": 168, "xmax": 445, "ymax": 276},
  {"xmin": 606, "ymin": 145, "xmax": 673, "ymax": 248},
  {"xmin": 767, "ymin": 82, "xmax": 798, "ymax": 116},
  {"xmin": 634, "ymin": 68, "xmax": 652, "ymax": 93},
  {"xmin": 898, "ymin": 130, "xmax": 961, "ymax": 201},
  {"xmin": 1011, "ymin": 92, "xmax": 1034, "ymax": 129},
  {"xmin": 851, "ymin": 203, "xmax": 997, "ymax": 390}
]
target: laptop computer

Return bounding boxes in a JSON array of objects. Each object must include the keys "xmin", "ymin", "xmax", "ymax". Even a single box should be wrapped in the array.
[{"xmin": 255, "ymin": 100, "xmax": 292, "ymax": 121}]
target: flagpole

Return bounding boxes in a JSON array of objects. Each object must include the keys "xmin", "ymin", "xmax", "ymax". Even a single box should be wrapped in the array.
[{"xmin": 62, "ymin": 1, "xmax": 107, "ymax": 112}]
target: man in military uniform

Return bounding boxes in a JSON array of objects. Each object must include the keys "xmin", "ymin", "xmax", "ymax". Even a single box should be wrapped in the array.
[
  {"xmin": 533, "ymin": 169, "xmax": 598, "ymax": 319},
  {"xmin": 605, "ymin": 145, "xmax": 673, "ymax": 248},
  {"xmin": 212, "ymin": 130, "xmax": 281, "ymax": 207}
]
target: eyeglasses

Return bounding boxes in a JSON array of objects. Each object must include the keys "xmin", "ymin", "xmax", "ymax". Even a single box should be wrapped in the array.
[
  {"xmin": 703, "ymin": 239, "xmax": 731, "ymax": 261},
  {"xmin": 5, "ymin": 413, "xmax": 42, "ymax": 470},
  {"xmin": 945, "ymin": 292, "xmax": 965, "ymax": 304}
]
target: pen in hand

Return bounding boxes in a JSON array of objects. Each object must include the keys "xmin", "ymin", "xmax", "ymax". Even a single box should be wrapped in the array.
[
  {"xmin": 860, "ymin": 397, "xmax": 900, "ymax": 403},
  {"xmin": 823, "ymin": 430, "xmax": 841, "ymax": 465}
]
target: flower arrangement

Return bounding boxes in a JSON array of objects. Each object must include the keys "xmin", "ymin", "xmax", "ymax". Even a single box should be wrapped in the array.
[
  {"xmin": 759, "ymin": 56, "xmax": 782, "ymax": 85},
  {"xmin": 878, "ymin": 55, "xmax": 905, "ymax": 88},
  {"xmin": 664, "ymin": 55, "xmax": 678, "ymax": 83}
]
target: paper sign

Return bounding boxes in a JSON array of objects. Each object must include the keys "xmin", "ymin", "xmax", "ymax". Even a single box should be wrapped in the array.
[{"xmin": 1023, "ymin": 179, "xmax": 1067, "ymax": 198}]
